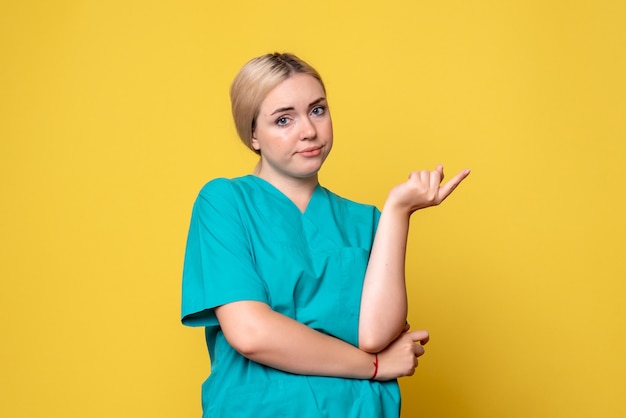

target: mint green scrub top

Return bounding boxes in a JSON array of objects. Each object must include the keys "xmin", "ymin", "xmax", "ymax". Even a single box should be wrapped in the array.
[{"xmin": 181, "ymin": 175, "xmax": 401, "ymax": 418}]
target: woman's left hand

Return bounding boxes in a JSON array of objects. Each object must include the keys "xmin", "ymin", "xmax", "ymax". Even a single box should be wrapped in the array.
[{"xmin": 387, "ymin": 165, "xmax": 470, "ymax": 214}]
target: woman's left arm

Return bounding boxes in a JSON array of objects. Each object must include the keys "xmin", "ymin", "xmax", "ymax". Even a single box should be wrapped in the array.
[{"xmin": 358, "ymin": 165, "xmax": 470, "ymax": 353}]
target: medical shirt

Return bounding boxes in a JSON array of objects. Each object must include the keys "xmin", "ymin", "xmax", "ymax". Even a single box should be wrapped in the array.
[{"xmin": 181, "ymin": 175, "xmax": 400, "ymax": 417}]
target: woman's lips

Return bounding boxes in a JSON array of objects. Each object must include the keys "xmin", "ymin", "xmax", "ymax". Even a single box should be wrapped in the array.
[{"xmin": 297, "ymin": 146, "xmax": 322, "ymax": 157}]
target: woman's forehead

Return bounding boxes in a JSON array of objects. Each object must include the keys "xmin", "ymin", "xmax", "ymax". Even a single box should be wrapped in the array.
[{"xmin": 260, "ymin": 74, "xmax": 326, "ymax": 112}]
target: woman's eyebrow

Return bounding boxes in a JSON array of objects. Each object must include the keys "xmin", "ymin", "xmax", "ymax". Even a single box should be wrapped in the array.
[
  {"xmin": 309, "ymin": 97, "xmax": 327, "ymax": 107},
  {"xmin": 270, "ymin": 106, "xmax": 294, "ymax": 116},
  {"xmin": 270, "ymin": 97, "xmax": 326, "ymax": 116}
]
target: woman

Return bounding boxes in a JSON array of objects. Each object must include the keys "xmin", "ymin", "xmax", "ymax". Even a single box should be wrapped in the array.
[{"xmin": 181, "ymin": 53, "xmax": 470, "ymax": 417}]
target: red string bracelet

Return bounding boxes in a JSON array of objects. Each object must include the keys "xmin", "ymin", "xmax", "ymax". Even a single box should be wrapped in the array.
[{"xmin": 370, "ymin": 354, "xmax": 379, "ymax": 380}]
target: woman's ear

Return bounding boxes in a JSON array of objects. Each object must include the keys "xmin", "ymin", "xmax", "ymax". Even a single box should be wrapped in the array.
[{"xmin": 251, "ymin": 133, "xmax": 260, "ymax": 151}]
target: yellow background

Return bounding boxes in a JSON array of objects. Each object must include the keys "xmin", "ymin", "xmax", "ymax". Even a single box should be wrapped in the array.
[{"xmin": 1, "ymin": 1, "xmax": 625, "ymax": 417}]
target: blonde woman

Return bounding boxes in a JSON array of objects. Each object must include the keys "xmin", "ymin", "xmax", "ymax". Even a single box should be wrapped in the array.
[{"xmin": 181, "ymin": 53, "xmax": 470, "ymax": 417}]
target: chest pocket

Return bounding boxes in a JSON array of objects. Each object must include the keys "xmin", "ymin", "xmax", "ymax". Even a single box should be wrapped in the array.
[{"xmin": 291, "ymin": 246, "xmax": 369, "ymax": 346}]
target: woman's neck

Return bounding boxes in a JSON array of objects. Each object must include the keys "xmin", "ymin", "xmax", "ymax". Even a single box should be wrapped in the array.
[{"xmin": 254, "ymin": 170, "xmax": 319, "ymax": 213}]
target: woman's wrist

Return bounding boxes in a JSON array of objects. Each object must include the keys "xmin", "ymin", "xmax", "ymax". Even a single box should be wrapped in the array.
[
  {"xmin": 370, "ymin": 353, "xmax": 379, "ymax": 380},
  {"xmin": 382, "ymin": 197, "xmax": 414, "ymax": 219}
]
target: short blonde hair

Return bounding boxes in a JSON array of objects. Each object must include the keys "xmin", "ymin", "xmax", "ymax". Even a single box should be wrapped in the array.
[{"xmin": 230, "ymin": 53, "xmax": 326, "ymax": 153}]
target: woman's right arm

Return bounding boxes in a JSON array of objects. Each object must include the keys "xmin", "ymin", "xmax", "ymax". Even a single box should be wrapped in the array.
[{"xmin": 215, "ymin": 300, "xmax": 427, "ymax": 381}]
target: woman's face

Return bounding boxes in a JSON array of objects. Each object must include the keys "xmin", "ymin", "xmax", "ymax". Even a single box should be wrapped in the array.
[{"xmin": 251, "ymin": 73, "xmax": 333, "ymax": 184}]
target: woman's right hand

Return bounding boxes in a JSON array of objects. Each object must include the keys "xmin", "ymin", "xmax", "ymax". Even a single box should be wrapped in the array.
[{"xmin": 374, "ymin": 330, "xmax": 430, "ymax": 381}]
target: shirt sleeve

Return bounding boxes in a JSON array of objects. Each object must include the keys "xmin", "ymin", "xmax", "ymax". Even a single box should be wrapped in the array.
[{"xmin": 181, "ymin": 178, "xmax": 268, "ymax": 327}]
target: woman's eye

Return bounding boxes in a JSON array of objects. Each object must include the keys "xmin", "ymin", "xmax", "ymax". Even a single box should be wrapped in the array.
[
  {"xmin": 311, "ymin": 106, "xmax": 325, "ymax": 116},
  {"xmin": 276, "ymin": 117, "xmax": 290, "ymax": 126}
]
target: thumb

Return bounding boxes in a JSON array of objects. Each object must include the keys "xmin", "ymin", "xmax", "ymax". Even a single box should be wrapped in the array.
[{"xmin": 407, "ymin": 330, "xmax": 430, "ymax": 345}]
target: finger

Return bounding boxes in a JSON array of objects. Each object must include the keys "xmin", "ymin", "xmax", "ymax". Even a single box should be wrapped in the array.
[
  {"xmin": 407, "ymin": 330, "xmax": 430, "ymax": 346},
  {"xmin": 414, "ymin": 343, "xmax": 425, "ymax": 358},
  {"xmin": 407, "ymin": 329, "xmax": 429, "ymax": 343},
  {"xmin": 437, "ymin": 169, "xmax": 470, "ymax": 203},
  {"xmin": 430, "ymin": 168, "xmax": 442, "ymax": 199},
  {"xmin": 436, "ymin": 164, "xmax": 444, "ymax": 181}
]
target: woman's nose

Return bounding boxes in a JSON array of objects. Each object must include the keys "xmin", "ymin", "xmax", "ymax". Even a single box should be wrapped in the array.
[{"xmin": 299, "ymin": 117, "xmax": 316, "ymax": 140}]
